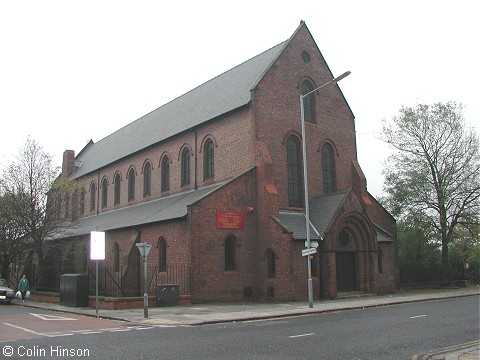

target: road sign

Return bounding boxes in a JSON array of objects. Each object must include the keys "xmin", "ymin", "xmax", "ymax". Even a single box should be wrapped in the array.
[
  {"xmin": 90, "ymin": 231, "xmax": 105, "ymax": 260},
  {"xmin": 305, "ymin": 240, "xmax": 319, "ymax": 248},
  {"xmin": 136, "ymin": 242, "xmax": 152, "ymax": 258},
  {"xmin": 302, "ymin": 247, "xmax": 317, "ymax": 256}
]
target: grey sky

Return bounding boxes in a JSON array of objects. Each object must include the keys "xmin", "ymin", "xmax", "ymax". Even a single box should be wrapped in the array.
[{"xmin": 1, "ymin": 0, "xmax": 478, "ymax": 198}]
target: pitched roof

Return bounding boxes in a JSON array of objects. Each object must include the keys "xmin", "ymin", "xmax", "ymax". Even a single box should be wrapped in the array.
[
  {"xmin": 277, "ymin": 191, "xmax": 348, "ymax": 241},
  {"xmin": 52, "ymin": 180, "xmax": 228, "ymax": 238},
  {"xmin": 71, "ymin": 40, "xmax": 288, "ymax": 179},
  {"xmin": 276, "ymin": 191, "xmax": 394, "ymax": 243}
]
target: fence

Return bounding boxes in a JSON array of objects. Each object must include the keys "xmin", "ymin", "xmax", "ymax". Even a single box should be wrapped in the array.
[
  {"xmin": 30, "ymin": 264, "xmax": 191, "ymax": 298},
  {"xmin": 399, "ymin": 261, "xmax": 480, "ymax": 285}
]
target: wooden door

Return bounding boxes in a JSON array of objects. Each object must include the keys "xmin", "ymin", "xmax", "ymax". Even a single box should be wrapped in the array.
[{"xmin": 336, "ymin": 252, "xmax": 356, "ymax": 292}]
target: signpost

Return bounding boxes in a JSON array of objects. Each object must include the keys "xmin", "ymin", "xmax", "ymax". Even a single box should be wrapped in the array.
[
  {"xmin": 302, "ymin": 247, "xmax": 317, "ymax": 257},
  {"xmin": 136, "ymin": 242, "xmax": 151, "ymax": 318},
  {"xmin": 90, "ymin": 231, "xmax": 105, "ymax": 318}
]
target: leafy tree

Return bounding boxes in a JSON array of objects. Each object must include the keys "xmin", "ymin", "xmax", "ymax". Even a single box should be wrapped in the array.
[
  {"xmin": 381, "ymin": 102, "xmax": 480, "ymax": 284},
  {"xmin": 0, "ymin": 192, "xmax": 32, "ymax": 280},
  {"xmin": 395, "ymin": 213, "xmax": 441, "ymax": 283}
]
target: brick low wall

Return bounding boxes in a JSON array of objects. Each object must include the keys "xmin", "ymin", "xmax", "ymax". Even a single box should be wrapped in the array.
[{"xmin": 28, "ymin": 291, "xmax": 191, "ymax": 309}]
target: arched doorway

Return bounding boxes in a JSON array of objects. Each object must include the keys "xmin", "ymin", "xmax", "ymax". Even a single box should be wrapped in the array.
[
  {"xmin": 336, "ymin": 229, "xmax": 356, "ymax": 292},
  {"xmin": 331, "ymin": 213, "xmax": 377, "ymax": 296}
]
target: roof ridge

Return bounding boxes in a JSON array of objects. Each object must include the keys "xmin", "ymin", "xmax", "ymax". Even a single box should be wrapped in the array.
[{"xmin": 72, "ymin": 40, "xmax": 288, "ymax": 178}]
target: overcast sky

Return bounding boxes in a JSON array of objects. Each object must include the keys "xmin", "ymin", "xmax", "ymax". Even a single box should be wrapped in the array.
[{"xmin": 1, "ymin": 0, "xmax": 478, "ymax": 198}]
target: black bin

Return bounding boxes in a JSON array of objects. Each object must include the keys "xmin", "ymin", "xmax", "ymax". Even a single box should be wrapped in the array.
[
  {"xmin": 60, "ymin": 274, "xmax": 89, "ymax": 307},
  {"xmin": 156, "ymin": 284, "xmax": 179, "ymax": 307}
]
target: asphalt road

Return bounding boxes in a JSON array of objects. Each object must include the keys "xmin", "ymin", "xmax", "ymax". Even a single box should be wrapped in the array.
[{"xmin": 1, "ymin": 296, "xmax": 478, "ymax": 359}]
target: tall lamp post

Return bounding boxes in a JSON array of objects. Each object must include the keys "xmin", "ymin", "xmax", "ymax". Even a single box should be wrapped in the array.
[{"xmin": 300, "ymin": 71, "xmax": 350, "ymax": 308}]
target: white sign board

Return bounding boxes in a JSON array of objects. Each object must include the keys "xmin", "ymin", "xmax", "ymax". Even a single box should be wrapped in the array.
[
  {"xmin": 302, "ymin": 247, "xmax": 317, "ymax": 257},
  {"xmin": 305, "ymin": 241, "xmax": 319, "ymax": 248},
  {"xmin": 136, "ymin": 242, "xmax": 152, "ymax": 258},
  {"xmin": 90, "ymin": 231, "xmax": 105, "ymax": 260}
]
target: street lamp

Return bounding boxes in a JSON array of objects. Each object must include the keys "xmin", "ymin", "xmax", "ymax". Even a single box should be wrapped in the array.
[{"xmin": 300, "ymin": 71, "xmax": 350, "ymax": 308}]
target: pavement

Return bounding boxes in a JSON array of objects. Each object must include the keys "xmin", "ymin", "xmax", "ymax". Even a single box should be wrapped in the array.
[{"xmin": 13, "ymin": 287, "xmax": 480, "ymax": 359}]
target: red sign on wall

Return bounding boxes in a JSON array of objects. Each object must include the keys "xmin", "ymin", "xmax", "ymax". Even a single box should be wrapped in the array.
[{"xmin": 216, "ymin": 210, "xmax": 245, "ymax": 230}]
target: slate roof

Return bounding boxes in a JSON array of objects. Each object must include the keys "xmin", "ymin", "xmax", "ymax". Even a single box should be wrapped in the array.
[
  {"xmin": 53, "ymin": 181, "xmax": 228, "ymax": 238},
  {"xmin": 373, "ymin": 223, "xmax": 394, "ymax": 242},
  {"xmin": 276, "ymin": 210, "xmax": 322, "ymax": 241},
  {"xmin": 277, "ymin": 191, "xmax": 348, "ymax": 241},
  {"xmin": 276, "ymin": 191, "xmax": 394, "ymax": 243},
  {"xmin": 71, "ymin": 40, "xmax": 288, "ymax": 179}
]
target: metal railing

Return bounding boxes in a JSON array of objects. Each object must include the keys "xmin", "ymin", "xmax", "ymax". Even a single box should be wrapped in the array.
[{"xmin": 29, "ymin": 264, "xmax": 191, "ymax": 297}]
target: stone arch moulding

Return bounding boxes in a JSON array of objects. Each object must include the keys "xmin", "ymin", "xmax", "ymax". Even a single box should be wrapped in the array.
[
  {"xmin": 318, "ymin": 138, "xmax": 340, "ymax": 156},
  {"xmin": 199, "ymin": 135, "xmax": 218, "ymax": 153},
  {"xmin": 113, "ymin": 171, "xmax": 122, "ymax": 183},
  {"xmin": 296, "ymin": 76, "xmax": 319, "ymax": 92},
  {"xmin": 281, "ymin": 130, "xmax": 302, "ymax": 145},
  {"xmin": 141, "ymin": 159, "xmax": 153, "ymax": 174},
  {"xmin": 263, "ymin": 247, "xmax": 279, "ymax": 260},
  {"xmin": 100, "ymin": 175, "xmax": 109, "ymax": 188},
  {"xmin": 332, "ymin": 211, "xmax": 377, "ymax": 252},
  {"xmin": 158, "ymin": 151, "xmax": 173, "ymax": 166},
  {"xmin": 126, "ymin": 165, "xmax": 137, "ymax": 178},
  {"xmin": 177, "ymin": 144, "xmax": 194, "ymax": 161}
]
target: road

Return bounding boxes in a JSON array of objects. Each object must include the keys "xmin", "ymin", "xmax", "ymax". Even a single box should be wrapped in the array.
[{"xmin": 1, "ymin": 296, "xmax": 478, "ymax": 359}]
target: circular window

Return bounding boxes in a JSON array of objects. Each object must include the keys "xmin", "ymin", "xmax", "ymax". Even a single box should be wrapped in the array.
[
  {"xmin": 301, "ymin": 51, "xmax": 311, "ymax": 64},
  {"xmin": 338, "ymin": 229, "xmax": 351, "ymax": 247}
]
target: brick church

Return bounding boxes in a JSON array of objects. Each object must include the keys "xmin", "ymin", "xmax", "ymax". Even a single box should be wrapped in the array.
[{"xmin": 51, "ymin": 21, "xmax": 398, "ymax": 303}]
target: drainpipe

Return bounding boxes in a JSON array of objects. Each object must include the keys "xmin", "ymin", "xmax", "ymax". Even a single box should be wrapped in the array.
[{"xmin": 194, "ymin": 130, "xmax": 198, "ymax": 190}]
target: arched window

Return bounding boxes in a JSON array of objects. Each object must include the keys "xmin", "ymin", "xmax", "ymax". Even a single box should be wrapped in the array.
[
  {"xmin": 378, "ymin": 247, "xmax": 384, "ymax": 274},
  {"xmin": 90, "ymin": 182, "xmax": 96, "ymax": 212},
  {"xmin": 338, "ymin": 228, "xmax": 352, "ymax": 247},
  {"xmin": 301, "ymin": 80, "xmax": 315, "ymax": 123},
  {"xmin": 101, "ymin": 177, "xmax": 108, "ymax": 209},
  {"xmin": 322, "ymin": 143, "xmax": 336, "ymax": 194},
  {"xmin": 311, "ymin": 254, "xmax": 318, "ymax": 277},
  {"xmin": 161, "ymin": 156, "xmax": 170, "ymax": 192},
  {"xmin": 224, "ymin": 235, "xmax": 236, "ymax": 271},
  {"xmin": 114, "ymin": 173, "xmax": 121, "ymax": 205},
  {"xmin": 181, "ymin": 148, "xmax": 191, "ymax": 186},
  {"xmin": 64, "ymin": 193, "xmax": 70, "ymax": 218},
  {"xmin": 158, "ymin": 237, "xmax": 167, "ymax": 272},
  {"xmin": 287, "ymin": 136, "xmax": 302, "ymax": 206},
  {"xmin": 203, "ymin": 139, "xmax": 214, "ymax": 180},
  {"xmin": 82, "ymin": 246, "xmax": 88, "ymax": 272},
  {"xmin": 80, "ymin": 188, "xmax": 85, "ymax": 215},
  {"xmin": 55, "ymin": 196, "xmax": 61, "ymax": 220},
  {"xmin": 113, "ymin": 242, "xmax": 120, "ymax": 272},
  {"xmin": 143, "ymin": 162, "xmax": 152, "ymax": 197},
  {"xmin": 128, "ymin": 168, "xmax": 135, "ymax": 202},
  {"xmin": 72, "ymin": 190, "xmax": 78, "ymax": 219},
  {"xmin": 266, "ymin": 249, "xmax": 276, "ymax": 278}
]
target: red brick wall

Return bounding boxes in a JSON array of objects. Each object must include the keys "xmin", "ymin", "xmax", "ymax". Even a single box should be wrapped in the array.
[
  {"xmin": 51, "ymin": 23, "xmax": 397, "ymax": 304},
  {"xmin": 189, "ymin": 170, "xmax": 257, "ymax": 303},
  {"xmin": 253, "ymin": 25, "xmax": 356, "ymax": 210}
]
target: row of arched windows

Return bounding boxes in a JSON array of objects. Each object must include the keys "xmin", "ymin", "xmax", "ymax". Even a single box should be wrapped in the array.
[
  {"xmin": 225, "ymin": 235, "xmax": 277, "ymax": 278},
  {"xmin": 111, "ymin": 235, "xmax": 278, "ymax": 277},
  {"xmin": 59, "ymin": 79, "xmax": 328, "ymax": 216},
  {"xmin": 286, "ymin": 136, "xmax": 337, "ymax": 207},
  {"xmin": 78, "ymin": 138, "xmax": 215, "ymax": 214}
]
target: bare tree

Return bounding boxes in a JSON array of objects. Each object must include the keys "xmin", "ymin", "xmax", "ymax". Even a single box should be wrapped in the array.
[
  {"xmin": 381, "ymin": 102, "xmax": 480, "ymax": 284},
  {"xmin": 0, "ymin": 139, "xmax": 60, "ymax": 282}
]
